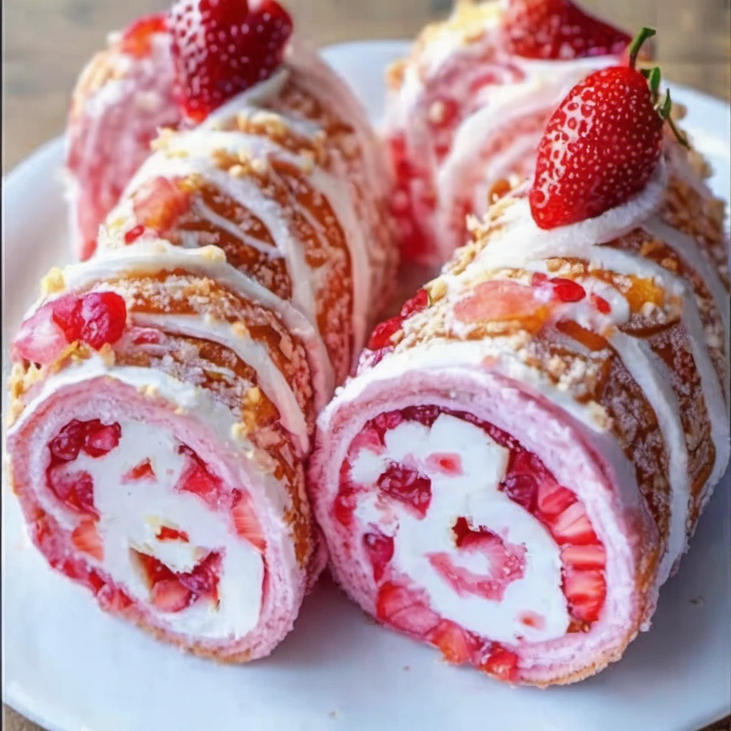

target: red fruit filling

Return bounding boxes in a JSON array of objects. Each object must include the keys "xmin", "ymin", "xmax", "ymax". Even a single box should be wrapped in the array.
[
  {"xmin": 123, "ymin": 459, "xmax": 156, "ymax": 482},
  {"xmin": 231, "ymin": 489, "xmax": 266, "ymax": 551},
  {"xmin": 428, "ymin": 518, "xmax": 526, "ymax": 601},
  {"xmin": 131, "ymin": 176, "xmax": 191, "ymax": 234},
  {"xmin": 157, "ymin": 526, "xmax": 190, "ymax": 542},
  {"xmin": 550, "ymin": 277, "xmax": 586, "ymax": 303},
  {"xmin": 339, "ymin": 404, "xmax": 607, "ymax": 675},
  {"xmin": 176, "ymin": 443, "xmax": 223, "ymax": 508},
  {"xmin": 134, "ymin": 549, "xmax": 222, "ymax": 613},
  {"xmin": 377, "ymin": 463, "xmax": 433, "ymax": 518},
  {"xmin": 46, "ymin": 419, "xmax": 123, "ymax": 516}
]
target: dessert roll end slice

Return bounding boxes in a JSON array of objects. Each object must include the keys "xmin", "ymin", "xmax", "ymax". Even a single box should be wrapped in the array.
[{"xmin": 7, "ymin": 244, "xmax": 318, "ymax": 661}]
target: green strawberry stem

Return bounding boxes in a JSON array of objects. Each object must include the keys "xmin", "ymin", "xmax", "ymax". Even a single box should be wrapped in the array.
[
  {"xmin": 631, "ymin": 27, "xmax": 691, "ymax": 149},
  {"xmin": 628, "ymin": 26, "xmax": 656, "ymax": 69}
]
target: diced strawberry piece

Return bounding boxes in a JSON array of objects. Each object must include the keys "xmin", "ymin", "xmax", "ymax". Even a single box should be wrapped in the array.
[
  {"xmin": 367, "ymin": 316, "xmax": 403, "ymax": 351},
  {"xmin": 551, "ymin": 277, "xmax": 586, "ymax": 303},
  {"xmin": 170, "ymin": 0, "xmax": 293, "ymax": 122},
  {"xmin": 12, "ymin": 304, "xmax": 70, "ymax": 365},
  {"xmin": 548, "ymin": 502, "xmax": 597, "ymax": 545},
  {"xmin": 333, "ymin": 482, "xmax": 357, "ymax": 528},
  {"xmin": 124, "ymin": 224, "xmax": 146, "ymax": 244},
  {"xmin": 177, "ymin": 444, "xmax": 222, "ymax": 506},
  {"xmin": 536, "ymin": 480, "xmax": 576, "ymax": 518},
  {"xmin": 363, "ymin": 530, "xmax": 394, "ymax": 582},
  {"xmin": 72, "ymin": 520, "xmax": 104, "ymax": 561},
  {"xmin": 49, "ymin": 420, "xmax": 87, "ymax": 462},
  {"xmin": 481, "ymin": 646, "xmax": 520, "ymax": 683},
  {"xmin": 83, "ymin": 421, "xmax": 122, "ymax": 457},
  {"xmin": 426, "ymin": 452, "xmax": 463, "ymax": 476},
  {"xmin": 231, "ymin": 490, "xmax": 266, "ymax": 551},
  {"xmin": 123, "ymin": 459, "xmax": 156, "ymax": 482},
  {"xmin": 563, "ymin": 569, "xmax": 606, "ymax": 623},
  {"xmin": 157, "ymin": 526, "xmax": 190, "ymax": 542},
  {"xmin": 519, "ymin": 611, "xmax": 546, "ymax": 629},
  {"xmin": 71, "ymin": 292, "xmax": 128, "ymax": 350},
  {"xmin": 46, "ymin": 467, "xmax": 98, "ymax": 517},
  {"xmin": 51, "ymin": 294, "xmax": 84, "ymax": 341},
  {"xmin": 371, "ymin": 410, "xmax": 405, "ymax": 439},
  {"xmin": 503, "ymin": 0, "xmax": 630, "ymax": 60},
  {"xmin": 120, "ymin": 13, "xmax": 168, "ymax": 59},
  {"xmin": 97, "ymin": 584, "xmax": 134, "ymax": 612},
  {"xmin": 429, "ymin": 620, "xmax": 472, "ymax": 664},
  {"xmin": 591, "ymin": 293, "xmax": 612, "ymax": 314},
  {"xmin": 135, "ymin": 551, "xmax": 176, "ymax": 587},
  {"xmin": 177, "ymin": 552, "xmax": 221, "ymax": 597},
  {"xmin": 561, "ymin": 543, "xmax": 606, "ymax": 569},
  {"xmin": 151, "ymin": 578, "xmax": 193, "ymax": 612},
  {"xmin": 131, "ymin": 177, "xmax": 190, "ymax": 234},
  {"xmin": 502, "ymin": 472, "xmax": 538, "ymax": 511},
  {"xmin": 376, "ymin": 582, "xmax": 440, "ymax": 636},
  {"xmin": 454, "ymin": 279, "xmax": 546, "ymax": 323},
  {"xmin": 377, "ymin": 463, "xmax": 432, "ymax": 518},
  {"xmin": 400, "ymin": 288, "xmax": 430, "ymax": 318}
]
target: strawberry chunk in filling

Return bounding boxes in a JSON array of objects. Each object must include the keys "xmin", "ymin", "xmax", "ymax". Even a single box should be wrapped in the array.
[
  {"xmin": 38, "ymin": 416, "xmax": 266, "ymax": 639},
  {"xmin": 338, "ymin": 405, "xmax": 607, "ymax": 679}
]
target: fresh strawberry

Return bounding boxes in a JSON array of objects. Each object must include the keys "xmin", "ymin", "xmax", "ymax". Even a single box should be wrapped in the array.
[
  {"xmin": 561, "ymin": 543, "xmax": 606, "ymax": 569},
  {"xmin": 563, "ymin": 569, "xmax": 606, "ymax": 622},
  {"xmin": 83, "ymin": 421, "xmax": 122, "ymax": 458},
  {"xmin": 376, "ymin": 582, "xmax": 441, "ymax": 636},
  {"xmin": 119, "ymin": 13, "xmax": 168, "ymax": 59},
  {"xmin": 13, "ymin": 304, "xmax": 71, "ymax": 365},
  {"xmin": 151, "ymin": 578, "xmax": 193, "ymax": 612},
  {"xmin": 503, "ymin": 0, "xmax": 630, "ymax": 60},
  {"xmin": 547, "ymin": 501, "xmax": 597, "ymax": 545},
  {"xmin": 363, "ymin": 530, "xmax": 395, "ymax": 582},
  {"xmin": 481, "ymin": 646, "xmax": 520, "ymax": 682},
  {"xmin": 123, "ymin": 459, "xmax": 156, "ymax": 482},
  {"xmin": 72, "ymin": 520, "xmax": 104, "ymax": 561},
  {"xmin": 157, "ymin": 526, "xmax": 190, "ymax": 542},
  {"xmin": 529, "ymin": 28, "xmax": 682, "ymax": 229},
  {"xmin": 429, "ymin": 620, "xmax": 472, "ymax": 664},
  {"xmin": 170, "ymin": 0, "xmax": 293, "ymax": 122},
  {"xmin": 377, "ymin": 463, "xmax": 432, "ymax": 518},
  {"xmin": 177, "ymin": 444, "xmax": 222, "ymax": 506},
  {"xmin": 231, "ymin": 490, "xmax": 266, "ymax": 551}
]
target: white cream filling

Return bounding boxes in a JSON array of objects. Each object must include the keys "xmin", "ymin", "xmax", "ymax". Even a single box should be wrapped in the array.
[
  {"xmin": 74, "ymin": 420, "xmax": 264, "ymax": 641},
  {"xmin": 351, "ymin": 414, "xmax": 570, "ymax": 644}
]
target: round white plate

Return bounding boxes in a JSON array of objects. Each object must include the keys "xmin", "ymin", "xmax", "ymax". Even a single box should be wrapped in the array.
[{"xmin": 3, "ymin": 40, "xmax": 730, "ymax": 731}]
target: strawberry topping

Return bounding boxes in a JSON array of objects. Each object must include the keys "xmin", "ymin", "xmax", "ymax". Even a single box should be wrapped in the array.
[
  {"xmin": 231, "ymin": 489, "xmax": 266, "ymax": 551},
  {"xmin": 170, "ymin": 0, "xmax": 293, "ymax": 123},
  {"xmin": 120, "ymin": 13, "xmax": 168, "ymax": 59},
  {"xmin": 529, "ymin": 28, "xmax": 682, "ymax": 229},
  {"xmin": 503, "ymin": 0, "xmax": 630, "ymax": 60}
]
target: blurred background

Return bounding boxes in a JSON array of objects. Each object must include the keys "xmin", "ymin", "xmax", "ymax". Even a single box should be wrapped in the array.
[
  {"xmin": 2, "ymin": 1, "xmax": 730, "ymax": 730},
  {"xmin": 3, "ymin": 0, "xmax": 730, "ymax": 173}
]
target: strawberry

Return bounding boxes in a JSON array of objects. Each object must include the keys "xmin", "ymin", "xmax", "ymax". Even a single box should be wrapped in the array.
[
  {"xmin": 563, "ymin": 568, "xmax": 606, "ymax": 622},
  {"xmin": 376, "ymin": 582, "xmax": 441, "ymax": 636},
  {"xmin": 231, "ymin": 489, "xmax": 266, "ymax": 551},
  {"xmin": 123, "ymin": 459, "xmax": 156, "ymax": 482},
  {"xmin": 561, "ymin": 543, "xmax": 606, "ymax": 569},
  {"xmin": 170, "ymin": 0, "xmax": 293, "ymax": 122},
  {"xmin": 503, "ymin": 0, "xmax": 631, "ymax": 60},
  {"xmin": 151, "ymin": 578, "xmax": 193, "ymax": 612},
  {"xmin": 363, "ymin": 530, "xmax": 394, "ymax": 582},
  {"xmin": 119, "ymin": 13, "xmax": 168, "ymax": 59},
  {"xmin": 177, "ymin": 444, "xmax": 222, "ymax": 507},
  {"xmin": 546, "ymin": 501, "xmax": 597, "ymax": 545},
  {"xmin": 481, "ymin": 646, "xmax": 520, "ymax": 682},
  {"xmin": 429, "ymin": 620, "xmax": 473, "ymax": 665},
  {"xmin": 529, "ymin": 28, "xmax": 685, "ymax": 229},
  {"xmin": 72, "ymin": 520, "xmax": 104, "ymax": 561}
]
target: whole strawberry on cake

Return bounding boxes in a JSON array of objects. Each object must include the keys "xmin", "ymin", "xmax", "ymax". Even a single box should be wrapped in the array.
[
  {"xmin": 8, "ymin": 0, "xmax": 395, "ymax": 662},
  {"xmin": 386, "ymin": 0, "xmax": 637, "ymax": 265},
  {"xmin": 311, "ymin": 28, "xmax": 730, "ymax": 685}
]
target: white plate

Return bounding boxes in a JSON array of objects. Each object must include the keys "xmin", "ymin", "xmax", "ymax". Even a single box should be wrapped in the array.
[{"xmin": 3, "ymin": 40, "xmax": 730, "ymax": 731}]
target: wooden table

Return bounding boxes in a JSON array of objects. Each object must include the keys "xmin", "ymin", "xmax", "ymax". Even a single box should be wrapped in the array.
[{"xmin": 3, "ymin": 1, "xmax": 730, "ymax": 729}]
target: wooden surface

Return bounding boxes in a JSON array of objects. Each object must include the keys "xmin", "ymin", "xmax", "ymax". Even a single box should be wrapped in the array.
[{"xmin": 3, "ymin": 1, "xmax": 730, "ymax": 730}]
